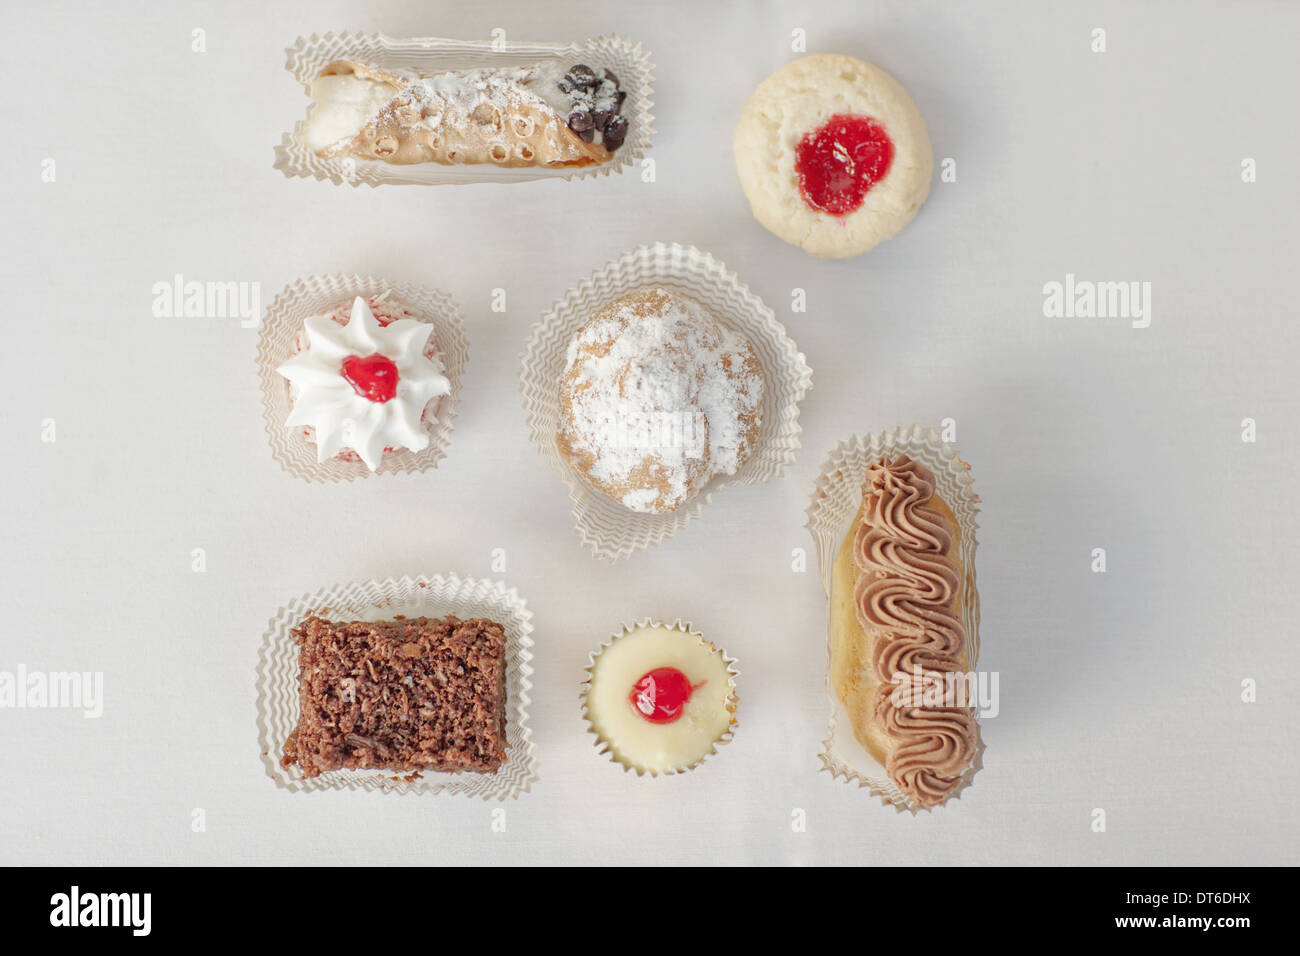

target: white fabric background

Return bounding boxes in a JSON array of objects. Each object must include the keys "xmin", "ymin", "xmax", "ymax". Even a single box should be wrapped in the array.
[{"xmin": 1, "ymin": 0, "xmax": 1295, "ymax": 865}]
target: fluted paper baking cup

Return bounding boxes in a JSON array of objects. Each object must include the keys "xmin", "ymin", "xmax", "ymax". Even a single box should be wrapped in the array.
[
  {"xmin": 257, "ymin": 573, "xmax": 537, "ymax": 799},
  {"xmin": 521, "ymin": 242, "xmax": 813, "ymax": 560},
  {"xmin": 581, "ymin": 618, "xmax": 739, "ymax": 776},
  {"xmin": 275, "ymin": 32, "xmax": 654, "ymax": 186},
  {"xmin": 805, "ymin": 426, "xmax": 985, "ymax": 812},
  {"xmin": 256, "ymin": 274, "xmax": 468, "ymax": 482}
]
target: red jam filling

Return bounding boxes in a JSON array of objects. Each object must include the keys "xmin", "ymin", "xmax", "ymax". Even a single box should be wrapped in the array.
[
  {"xmin": 629, "ymin": 667, "xmax": 697, "ymax": 724},
  {"xmin": 341, "ymin": 353, "xmax": 399, "ymax": 403},
  {"xmin": 794, "ymin": 114, "xmax": 894, "ymax": 216}
]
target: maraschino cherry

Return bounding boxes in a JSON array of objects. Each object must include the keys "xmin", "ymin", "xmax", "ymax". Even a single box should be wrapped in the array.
[
  {"xmin": 629, "ymin": 667, "xmax": 699, "ymax": 724},
  {"xmin": 340, "ymin": 353, "xmax": 399, "ymax": 403}
]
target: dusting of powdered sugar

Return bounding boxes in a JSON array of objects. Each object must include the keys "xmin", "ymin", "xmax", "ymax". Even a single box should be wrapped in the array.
[
  {"xmin": 414, "ymin": 66, "xmax": 546, "ymax": 113},
  {"xmin": 560, "ymin": 289, "xmax": 765, "ymax": 512},
  {"xmin": 387, "ymin": 62, "xmax": 616, "ymax": 134}
]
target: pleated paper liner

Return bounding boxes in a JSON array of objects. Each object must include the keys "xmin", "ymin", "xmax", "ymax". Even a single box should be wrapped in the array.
[
  {"xmin": 275, "ymin": 32, "xmax": 655, "ymax": 186},
  {"xmin": 255, "ymin": 274, "xmax": 469, "ymax": 482},
  {"xmin": 521, "ymin": 242, "xmax": 813, "ymax": 561},
  {"xmin": 580, "ymin": 618, "xmax": 739, "ymax": 776},
  {"xmin": 257, "ymin": 573, "xmax": 537, "ymax": 799},
  {"xmin": 805, "ymin": 425, "xmax": 985, "ymax": 812}
]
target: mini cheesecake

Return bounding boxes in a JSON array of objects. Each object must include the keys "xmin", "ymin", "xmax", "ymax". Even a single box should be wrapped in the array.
[{"xmin": 583, "ymin": 622, "xmax": 737, "ymax": 775}]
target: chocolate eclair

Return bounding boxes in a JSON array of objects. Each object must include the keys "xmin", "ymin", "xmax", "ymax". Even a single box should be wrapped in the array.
[{"xmin": 829, "ymin": 454, "xmax": 981, "ymax": 808}]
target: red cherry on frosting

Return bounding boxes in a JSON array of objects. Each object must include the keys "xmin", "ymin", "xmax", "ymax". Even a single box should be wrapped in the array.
[
  {"xmin": 340, "ymin": 353, "xmax": 399, "ymax": 403},
  {"xmin": 629, "ymin": 667, "xmax": 697, "ymax": 724},
  {"xmin": 794, "ymin": 114, "xmax": 895, "ymax": 216}
]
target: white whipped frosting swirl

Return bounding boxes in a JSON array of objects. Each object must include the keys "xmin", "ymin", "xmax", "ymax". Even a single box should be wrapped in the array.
[{"xmin": 276, "ymin": 296, "xmax": 451, "ymax": 471}]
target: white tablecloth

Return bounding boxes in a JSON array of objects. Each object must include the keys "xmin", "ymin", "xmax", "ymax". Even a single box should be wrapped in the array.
[{"xmin": 0, "ymin": 0, "xmax": 1293, "ymax": 865}]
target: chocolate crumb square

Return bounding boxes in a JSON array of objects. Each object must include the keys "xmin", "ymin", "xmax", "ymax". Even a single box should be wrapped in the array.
[{"xmin": 281, "ymin": 615, "xmax": 508, "ymax": 777}]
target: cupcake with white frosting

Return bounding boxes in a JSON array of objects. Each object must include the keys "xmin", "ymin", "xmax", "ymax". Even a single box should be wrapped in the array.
[
  {"xmin": 256, "ymin": 276, "xmax": 469, "ymax": 482},
  {"xmin": 276, "ymin": 295, "xmax": 451, "ymax": 471}
]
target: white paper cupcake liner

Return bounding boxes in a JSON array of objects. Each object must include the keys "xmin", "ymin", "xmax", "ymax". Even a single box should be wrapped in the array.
[
  {"xmin": 275, "ymin": 32, "xmax": 654, "ymax": 187},
  {"xmin": 257, "ymin": 572, "xmax": 537, "ymax": 799},
  {"xmin": 255, "ymin": 274, "xmax": 469, "ymax": 482},
  {"xmin": 805, "ymin": 425, "xmax": 985, "ymax": 812},
  {"xmin": 580, "ymin": 618, "xmax": 739, "ymax": 776},
  {"xmin": 521, "ymin": 242, "xmax": 813, "ymax": 560}
]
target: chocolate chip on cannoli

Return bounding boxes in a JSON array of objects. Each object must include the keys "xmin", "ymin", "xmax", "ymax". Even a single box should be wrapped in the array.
[
  {"xmin": 602, "ymin": 115, "xmax": 629, "ymax": 150},
  {"xmin": 567, "ymin": 64, "xmax": 598, "ymax": 90},
  {"xmin": 552, "ymin": 64, "xmax": 629, "ymax": 152}
]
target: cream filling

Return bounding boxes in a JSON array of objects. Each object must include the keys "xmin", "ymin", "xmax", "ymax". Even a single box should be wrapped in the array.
[
  {"xmin": 303, "ymin": 74, "xmax": 401, "ymax": 153},
  {"xmin": 586, "ymin": 625, "xmax": 734, "ymax": 773}
]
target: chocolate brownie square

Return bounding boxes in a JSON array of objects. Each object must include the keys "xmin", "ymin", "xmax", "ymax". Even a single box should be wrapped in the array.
[{"xmin": 282, "ymin": 615, "xmax": 508, "ymax": 777}]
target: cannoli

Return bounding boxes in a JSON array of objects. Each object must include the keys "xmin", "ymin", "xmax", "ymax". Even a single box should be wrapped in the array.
[
  {"xmin": 302, "ymin": 58, "xmax": 630, "ymax": 168},
  {"xmin": 830, "ymin": 454, "xmax": 980, "ymax": 807}
]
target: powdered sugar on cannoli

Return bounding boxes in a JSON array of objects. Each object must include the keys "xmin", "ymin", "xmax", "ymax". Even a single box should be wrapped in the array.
[{"xmin": 303, "ymin": 59, "xmax": 630, "ymax": 168}]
